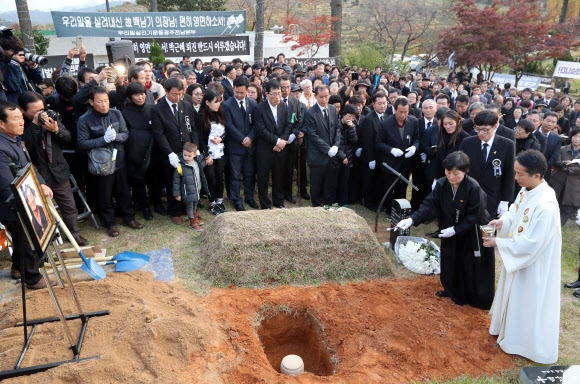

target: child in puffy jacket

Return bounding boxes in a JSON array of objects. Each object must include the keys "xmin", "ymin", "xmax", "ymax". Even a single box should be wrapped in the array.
[{"xmin": 173, "ymin": 142, "xmax": 210, "ymax": 231}]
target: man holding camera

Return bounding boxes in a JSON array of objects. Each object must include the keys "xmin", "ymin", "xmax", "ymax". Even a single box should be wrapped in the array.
[
  {"xmin": 1, "ymin": 47, "xmax": 43, "ymax": 104},
  {"xmin": 18, "ymin": 91, "xmax": 89, "ymax": 246}
]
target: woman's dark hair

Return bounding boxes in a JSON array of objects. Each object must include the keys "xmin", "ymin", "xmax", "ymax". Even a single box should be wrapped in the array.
[
  {"xmin": 186, "ymin": 83, "xmax": 204, "ymax": 97},
  {"xmin": 193, "ymin": 58, "xmax": 203, "ymax": 69},
  {"xmin": 442, "ymin": 151, "xmax": 470, "ymax": 173},
  {"xmin": 438, "ymin": 110, "xmax": 463, "ymax": 149},
  {"xmin": 329, "ymin": 95, "xmax": 343, "ymax": 108},
  {"xmin": 248, "ymin": 82, "xmax": 263, "ymax": 103},
  {"xmin": 515, "ymin": 149, "xmax": 547, "ymax": 178},
  {"xmin": 569, "ymin": 127, "xmax": 580, "ymax": 139},
  {"xmin": 206, "ymin": 81, "xmax": 224, "ymax": 96},
  {"xmin": 54, "ymin": 75, "xmax": 78, "ymax": 100},
  {"xmin": 435, "ymin": 107, "xmax": 450, "ymax": 121},
  {"xmin": 126, "ymin": 81, "xmax": 146, "ymax": 99},
  {"xmin": 17, "ymin": 91, "xmax": 44, "ymax": 111},
  {"xmin": 200, "ymin": 89, "xmax": 225, "ymax": 129},
  {"xmin": 515, "ymin": 119, "xmax": 535, "ymax": 134},
  {"xmin": 340, "ymin": 103, "xmax": 358, "ymax": 117}
]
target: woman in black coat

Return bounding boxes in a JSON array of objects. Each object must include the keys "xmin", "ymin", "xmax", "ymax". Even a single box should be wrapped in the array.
[
  {"xmin": 121, "ymin": 82, "xmax": 155, "ymax": 220},
  {"xmin": 433, "ymin": 110, "xmax": 470, "ymax": 182},
  {"xmin": 336, "ymin": 104, "xmax": 358, "ymax": 206},
  {"xmin": 513, "ymin": 119, "xmax": 540, "ymax": 200},
  {"xmin": 396, "ymin": 151, "xmax": 494, "ymax": 310},
  {"xmin": 195, "ymin": 89, "xmax": 227, "ymax": 215}
]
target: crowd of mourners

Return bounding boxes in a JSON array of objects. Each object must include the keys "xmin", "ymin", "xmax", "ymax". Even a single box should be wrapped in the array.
[{"xmin": 0, "ymin": 25, "xmax": 579, "ymax": 286}]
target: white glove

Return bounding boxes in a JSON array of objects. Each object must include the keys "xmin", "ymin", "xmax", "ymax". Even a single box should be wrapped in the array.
[
  {"xmin": 438, "ymin": 227, "xmax": 455, "ymax": 238},
  {"xmin": 404, "ymin": 145, "xmax": 416, "ymax": 158},
  {"xmin": 328, "ymin": 146, "xmax": 338, "ymax": 157},
  {"xmin": 168, "ymin": 152, "xmax": 180, "ymax": 168},
  {"xmin": 369, "ymin": 160, "xmax": 376, "ymax": 170},
  {"xmin": 355, "ymin": 148, "xmax": 362, "ymax": 157},
  {"xmin": 391, "ymin": 148, "xmax": 404, "ymax": 157},
  {"xmin": 497, "ymin": 201, "xmax": 509, "ymax": 217},
  {"xmin": 396, "ymin": 218, "xmax": 413, "ymax": 230},
  {"xmin": 576, "ymin": 208, "xmax": 580, "ymax": 226},
  {"xmin": 103, "ymin": 127, "xmax": 116, "ymax": 143},
  {"xmin": 432, "ymin": 179, "xmax": 438, "ymax": 190},
  {"xmin": 420, "ymin": 153, "xmax": 427, "ymax": 163},
  {"xmin": 287, "ymin": 133, "xmax": 296, "ymax": 144}
]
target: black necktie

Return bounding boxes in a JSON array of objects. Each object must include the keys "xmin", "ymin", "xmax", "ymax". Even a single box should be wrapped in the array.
[
  {"xmin": 283, "ymin": 98, "xmax": 288, "ymax": 104},
  {"xmin": 240, "ymin": 100, "xmax": 246, "ymax": 115},
  {"xmin": 427, "ymin": 121, "xmax": 432, "ymax": 128},
  {"xmin": 323, "ymin": 108, "xmax": 329, "ymax": 127},
  {"xmin": 172, "ymin": 103, "xmax": 178, "ymax": 120},
  {"xmin": 482, "ymin": 143, "xmax": 488, "ymax": 163},
  {"xmin": 380, "ymin": 114, "xmax": 384, "ymax": 121}
]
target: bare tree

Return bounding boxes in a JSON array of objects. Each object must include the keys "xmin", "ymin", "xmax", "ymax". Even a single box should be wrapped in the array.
[
  {"xmin": 254, "ymin": 0, "xmax": 264, "ymax": 64},
  {"xmin": 365, "ymin": 0, "xmax": 438, "ymax": 60},
  {"xmin": 150, "ymin": 0, "xmax": 158, "ymax": 12},
  {"xmin": 15, "ymin": 0, "xmax": 35, "ymax": 53}
]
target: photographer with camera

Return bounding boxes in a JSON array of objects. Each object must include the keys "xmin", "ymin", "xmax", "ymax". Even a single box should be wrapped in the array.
[
  {"xmin": 0, "ymin": 47, "xmax": 43, "ymax": 103},
  {"xmin": 18, "ymin": 91, "xmax": 89, "ymax": 246},
  {"xmin": 0, "ymin": 27, "xmax": 24, "ymax": 101}
]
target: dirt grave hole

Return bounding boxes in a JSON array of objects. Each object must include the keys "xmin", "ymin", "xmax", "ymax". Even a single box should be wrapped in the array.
[{"xmin": 255, "ymin": 307, "xmax": 336, "ymax": 376}]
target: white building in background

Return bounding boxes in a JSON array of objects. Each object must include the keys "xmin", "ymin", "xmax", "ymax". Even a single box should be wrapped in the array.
[{"xmin": 46, "ymin": 31, "xmax": 329, "ymax": 67}]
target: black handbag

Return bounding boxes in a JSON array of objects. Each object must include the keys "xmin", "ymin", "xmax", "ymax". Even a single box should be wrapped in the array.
[{"xmin": 88, "ymin": 145, "xmax": 116, "ymax": 176}]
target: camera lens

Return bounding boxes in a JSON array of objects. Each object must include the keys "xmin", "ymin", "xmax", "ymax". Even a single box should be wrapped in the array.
[{"xmin": 24, "ymin": 52, "xmax": 48, "ymax": 66}]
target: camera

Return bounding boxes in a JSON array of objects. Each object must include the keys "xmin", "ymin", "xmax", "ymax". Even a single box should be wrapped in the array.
[
  {"xmin": 38, "ymin": 108, "xmax": 59, "ymax": 126},
  {"xmin": 23, "ymin": 49, "xmax": 48, "ymax": 66}
]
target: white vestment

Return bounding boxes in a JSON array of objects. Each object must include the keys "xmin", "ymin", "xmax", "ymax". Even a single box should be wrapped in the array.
[{"xmin": 489, "ymin": 181, "xmax": 561, "ymax": 364}]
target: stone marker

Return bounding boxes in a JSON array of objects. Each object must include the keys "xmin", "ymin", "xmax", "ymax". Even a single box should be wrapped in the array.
[{"xmin": 520, "ymin": 366, "xmax": 580, "ymax": 383}]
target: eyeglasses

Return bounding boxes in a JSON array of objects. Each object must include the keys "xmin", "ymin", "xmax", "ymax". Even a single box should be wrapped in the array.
[
  {"xmin": 514, "ymin": 128, "xmax": 525, "ymax": 134},
  {"xmin": 17, "ymin": 53, "xmax": 25, "ymax": 57},
  {"xmin": 474, "ymin": 126, "xmax": 494, "ymax": 134}
]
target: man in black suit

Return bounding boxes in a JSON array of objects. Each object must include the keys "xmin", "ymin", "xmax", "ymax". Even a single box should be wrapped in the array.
[
  {"xmin": 279, "ymin": 76, "xmax": 303, "ymax": 204},
  {"xmin": 527, "ymin": 110, "xmax": 547, "ymax": 154},
  {"xmin": 459, "ymin": 110, "xmax": 515, "ymax": 218},
  {"xmin": 304, "ymin": 85, "xmax": 342, "ymax": 207},
  {"xmin": 358, "ymin": 91, "xmax": 388, "ymax": 211},
  {"xmin": 411, "ymin": 99, "xmax": 437, "ymax": 211},
  {"xmin": 151, "ymin": 78, "xmax": 199, "ymax": 224},
  {"xmin": 221, "ymin": 65, "xmax": 236, "ymax": 101},
  {"xmin": 223, "ymin": 76, "xmax": 258, "ymax": 211},
  {"xmin": 376, "ymin": 97, "xmax": 420, "ymax": 214},
  {"xmin": 253, "ymin": 80, "xmax": 291, "ymax": 209},
  {"xmin": 454, "ymin": 94, "xmax": 470, "ymax": 120},
  {"xmin": 486, "ymin": 103, "xmax": 515, "ymax": 141},
  {"xmin": 385, "ymin": 89, "xmax": 401, "ymax": 116},
  {"xmin": 535, "ymin": 87, "xmax": 558, "ymax": 110},
  {"xmin": 540, "ymin": 111, "xmax": 564, "ymax": 181},
  {"xmin": 555, "ymin": 105, "xmax": 571, "ymax": 135}
]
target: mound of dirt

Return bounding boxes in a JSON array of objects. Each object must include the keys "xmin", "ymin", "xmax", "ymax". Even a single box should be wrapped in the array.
[
  {"xmin": 0, "ymin": 273, "xmax": 515, "ymax": 383},
  {"xmin": 200, "ymin": 207, "xmax": 393, "ymax": 288}
]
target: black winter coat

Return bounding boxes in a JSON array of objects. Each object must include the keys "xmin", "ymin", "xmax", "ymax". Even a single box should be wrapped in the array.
[
  {"xmin": 21, "ymin": 118, "xmax": 71, "ymax": 185},
  {"xmin": 122, "ymin": 100, "xmax": 154, "ymax": 179},
  {"xmin": 338, "ymin": 120, "xmax": 358, "ymax": 168}
]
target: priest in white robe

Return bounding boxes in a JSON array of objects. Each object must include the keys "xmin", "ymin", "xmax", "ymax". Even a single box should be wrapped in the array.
[{"xmin": 483, "ymin": 149, "xmax": 561, "ymax": 364}]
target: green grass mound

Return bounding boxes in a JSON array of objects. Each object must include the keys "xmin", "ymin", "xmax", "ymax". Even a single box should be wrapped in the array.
[{"xmin": 199, "ymin": 207, "xmax": 393, "ymax": 288}]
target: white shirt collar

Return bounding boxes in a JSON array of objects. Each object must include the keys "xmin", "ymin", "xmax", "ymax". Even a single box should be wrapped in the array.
[
  {"xmin": 165, "ymin": 97, "xmax": 178, "ymax": 110},
  {"xmin": 481, "ymin": 134, "xmax": 495, "ymax": 149},
  {"xmin": 318, "ymin": 104, "xmax": 328, "ymax": 114}
]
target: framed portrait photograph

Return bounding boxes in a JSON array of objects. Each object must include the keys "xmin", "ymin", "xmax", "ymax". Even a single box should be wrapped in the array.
[{"xmin": 11, "ymin": 164, "xmax": 56, "ymax": 255}]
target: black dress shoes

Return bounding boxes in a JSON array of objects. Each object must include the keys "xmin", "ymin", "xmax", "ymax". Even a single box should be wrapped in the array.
[
  {"xmin": 435, "ymin": 290, "xmax": 449, "ymax": 297},
  {"xmin": 124, "ymin": 219, "xmax": 144, "ymax": 229},
  {"xmin": 573, "ymin": 290, "xmax": 580, "ymax": 298},
  {"xmin": 274, "ymin": 204, "xmax": 285, "ymax": 209},
  {"xmin": 300, "ymin": 192, "xmax": 311, "ymax": 200},
  {"xmin": 234, "ymin": 203, "xmax": 245, "ymax": 211},
  {"xmin": 285, "ymin": 196, "xmax": 297, "ymax": 204},
  {"xmin": 565, "ymin": 280, "xmax": 580, "ymax": 289},
  {"xmin": 261, "ymin": 206, "xmax": 272, "ymax": 210},
  {"xmin": 245, "ymin": 200, "xmax": 259, "ymax": 209},
  {"xmin": 73, "ymin": 235, "xmax": 89, "ymax": 246},
  {"xmin": 107, "ymin": 225, "xmax": 120, "ymax": 237},
  {"xmin": 154, "ymin": 204, "xmax": 167, "ymax": 216},
  {"xmin": 143, "ymin": 207, "xmax": 154, "ymax": 221}
]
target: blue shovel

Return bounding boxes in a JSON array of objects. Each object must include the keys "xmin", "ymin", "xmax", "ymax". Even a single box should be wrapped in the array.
[
  {"xmin": 106, "ymin": 251, "xmax": 150, "ymax": 272},
  {"xmin": 47, "ymin": 201, "xmax": 106, "ymax": 280}
]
